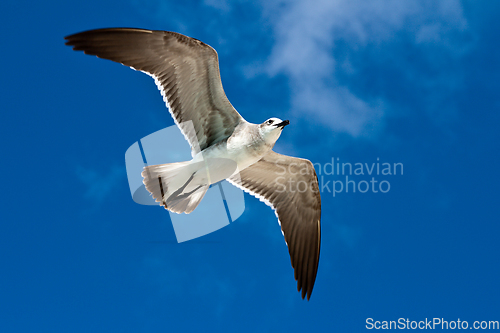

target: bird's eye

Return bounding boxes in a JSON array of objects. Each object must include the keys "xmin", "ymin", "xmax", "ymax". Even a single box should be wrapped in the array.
[{"xmin": 267, "ymin": 120, "xmax": 274, "ymax": 125}]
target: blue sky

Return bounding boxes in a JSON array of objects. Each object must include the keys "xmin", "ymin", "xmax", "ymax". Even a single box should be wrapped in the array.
[{"xmin": 1, "ymin": 0, "xmax": 499, "ymax": 331}]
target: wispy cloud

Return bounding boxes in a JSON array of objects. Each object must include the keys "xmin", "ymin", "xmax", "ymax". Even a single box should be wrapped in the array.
[{"xmin": 258, "ymin": 0, "xmax": 469, "ymax": 137}]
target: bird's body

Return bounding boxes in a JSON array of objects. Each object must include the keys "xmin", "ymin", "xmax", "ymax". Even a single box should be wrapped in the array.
[
  {"xmin": 225, "ymin": 118, "xmax": 287, "ymax": 169},
  {"xmin": 65, "ymin": 28, "xmax": 321, "ymax": 300},
  {"xmin": 204, "ymin": 121, "xmax": 272, "ymax": 172}
]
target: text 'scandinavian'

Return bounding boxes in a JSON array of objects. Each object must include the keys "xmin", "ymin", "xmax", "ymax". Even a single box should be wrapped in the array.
[{"xmin": 65, "ymin": 28, "xmax": 321, "ymax": 300}]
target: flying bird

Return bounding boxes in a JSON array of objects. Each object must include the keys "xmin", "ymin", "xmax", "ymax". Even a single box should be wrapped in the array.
[{"xmin": 65, "ymin": 28, "xmax": 321, "ymax": 300}]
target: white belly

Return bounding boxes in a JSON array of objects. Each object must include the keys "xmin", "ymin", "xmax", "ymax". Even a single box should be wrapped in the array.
[{"xmin": 189, "ymin": 139, "xmax": 268, "ymax": 185}]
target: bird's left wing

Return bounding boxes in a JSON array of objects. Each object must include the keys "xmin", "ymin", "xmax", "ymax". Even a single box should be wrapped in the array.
[
  {"xmin": 65, "ymin": 28, "xmax": 244, "ymax": 154},
  {"xmin": 229, "ymin": 150, "xmax": 321, "ymax": 300}
]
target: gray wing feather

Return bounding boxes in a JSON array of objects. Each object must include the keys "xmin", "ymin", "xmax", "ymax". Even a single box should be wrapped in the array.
[
  {"xmin": 229, "ymin": 150, "xmax": 321, "ymax": 300},
  {"xmin": 65, "ymin": 28, "xmax": 244, "ymax": 152}
]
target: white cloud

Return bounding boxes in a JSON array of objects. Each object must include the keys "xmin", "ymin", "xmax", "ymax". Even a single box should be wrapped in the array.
[{"xmin": 259, "ymin": 0, "xmax": 469, "ymax": 137}]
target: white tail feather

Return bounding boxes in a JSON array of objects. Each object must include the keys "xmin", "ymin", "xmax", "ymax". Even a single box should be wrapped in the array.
[{"xmin": 142, "ymin": 161, "xmax": 209, "ymax": 214}]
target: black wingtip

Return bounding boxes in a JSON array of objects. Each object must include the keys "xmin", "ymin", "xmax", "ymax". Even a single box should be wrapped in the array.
[
  {"xmin": 301, "ymin": 287, "xmax": 313, "ymax": 301},
  {"xmin": 307, "ymin": 287, "xmax": 314, "ymax": 300},
  {"xmin": 64, "ymin": 30, "xmax": 85, "ymax": 48},
  {"xmin": 64, "ymin": 33, "xmax": 74, "ymax": 46}
]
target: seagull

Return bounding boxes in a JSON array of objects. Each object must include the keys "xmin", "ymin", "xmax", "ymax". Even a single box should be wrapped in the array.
[{"xmin": 65, "ymin": 28, "xmax": 321, "ymax": 300}]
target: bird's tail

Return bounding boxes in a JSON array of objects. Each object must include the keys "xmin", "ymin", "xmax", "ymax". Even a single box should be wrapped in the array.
[{"xmin": 142, "ymin": 161, "xmax": 209, "ymax": 214}]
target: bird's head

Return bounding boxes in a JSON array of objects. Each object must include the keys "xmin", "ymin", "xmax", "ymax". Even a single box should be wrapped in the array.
[{"xmin": 259, "ymin": 117, "xmax": 290, "ymax": 144}]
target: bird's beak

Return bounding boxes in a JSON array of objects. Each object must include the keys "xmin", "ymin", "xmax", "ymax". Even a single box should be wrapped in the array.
[{"xmin": 276, "ymin": 120, "xmax": 290, "ymax": 128}]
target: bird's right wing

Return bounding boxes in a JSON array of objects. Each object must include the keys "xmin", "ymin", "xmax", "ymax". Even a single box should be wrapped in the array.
[
  {"xmin": 229, "ymin": 150, "xmax": 321, "ymax": 300},
  {"xmin": 65, "ymin": 28, "xmax": 244, "ymax": 153}
]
